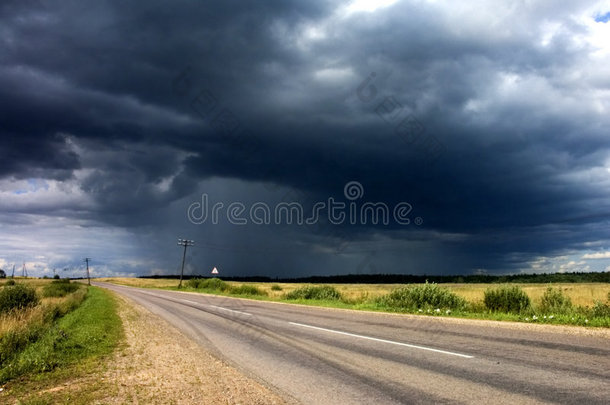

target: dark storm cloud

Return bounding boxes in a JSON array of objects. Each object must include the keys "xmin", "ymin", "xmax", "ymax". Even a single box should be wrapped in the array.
[{"xmin": 2, "ymin": 0, "xmax": 610, "ymax": 276}]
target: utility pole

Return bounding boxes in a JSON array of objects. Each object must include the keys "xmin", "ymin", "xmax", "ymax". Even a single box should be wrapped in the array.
[
  {"xmin": 22, "ymin": 262, "xmax": 27, "ymax": 278},
  {"xmin": 84, "ymin": 258, "xmax": 91, "ymax": 285},
  {"xmin": 11, "ymin": 264, "xmax": 15, "ymax": 278},
  {"xmin": 177, "ymin": 238, "xmax": 195, "ymax": 288}
]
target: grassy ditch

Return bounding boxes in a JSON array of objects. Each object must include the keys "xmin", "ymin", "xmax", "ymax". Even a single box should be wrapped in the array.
[
  {"xmin": 1, "ymin": 281, "xmax": 87, "ymax": 382},
  {"xmin": 0, "ymin": 281, "xmax": 122, "ymax": 386}
]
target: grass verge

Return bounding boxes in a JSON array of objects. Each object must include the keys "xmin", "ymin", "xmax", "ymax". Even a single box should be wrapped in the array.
[
  {"xmin": 1, "ymin": 283, "xmax": 87, "ymax": 373},
  {"xmin": 0, "ymin": 286, "xmax": 123, "ymax": 404}
]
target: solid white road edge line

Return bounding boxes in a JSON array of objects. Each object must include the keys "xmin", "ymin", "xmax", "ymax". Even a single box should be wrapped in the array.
[{"xmin": 289, "ymin": 321, "xmax": 474, "ymax": 359}]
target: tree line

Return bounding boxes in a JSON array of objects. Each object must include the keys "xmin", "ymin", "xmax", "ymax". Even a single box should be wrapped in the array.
[{"xmin": 142, "ymin": 271, "xmax": 610, "ymax": 284}]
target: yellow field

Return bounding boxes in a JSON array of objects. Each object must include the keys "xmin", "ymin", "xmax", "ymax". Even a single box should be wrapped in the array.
[{"xmin": 98, "ymin": 278, "xmax": 610, "ymax": 308}]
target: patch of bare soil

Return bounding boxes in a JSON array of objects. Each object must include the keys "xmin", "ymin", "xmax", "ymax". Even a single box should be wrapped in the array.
[{"xmin": 98, "ymin": 293, "xmax": 288, "ymax": 405}]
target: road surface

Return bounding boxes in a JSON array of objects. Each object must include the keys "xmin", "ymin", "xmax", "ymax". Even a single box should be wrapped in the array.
[{"xmin": 97, "ymin": 282, "xmax": 610, "ymax": 404}]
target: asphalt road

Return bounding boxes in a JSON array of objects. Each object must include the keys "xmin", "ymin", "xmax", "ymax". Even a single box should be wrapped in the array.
[{"xmin": 97, "ymin": 282, "xmax": 610, "ymax": 404}]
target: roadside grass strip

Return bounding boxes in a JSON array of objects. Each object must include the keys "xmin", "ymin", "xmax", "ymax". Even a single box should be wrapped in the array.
[{"xmin": 0, "ymin": 286, "xmax": 122, "ymax": 384}]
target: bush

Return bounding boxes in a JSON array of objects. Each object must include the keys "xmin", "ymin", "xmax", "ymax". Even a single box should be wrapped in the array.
[
  {"xmin": 185, "ymin": 278, "xmax": 204, "ymax": 288},
  {"xmin": 42, "ymin": 279, "xmax": 80, "ymax": 298},
  {"xmin": 5, "ymin": 280, "xmax": 16, "ymax": 286},
  {"xmin": 591, "ymin": 293, "xmax": 610, "ymax": 318},
  {"xmin": 230, "ymin": 285, "xmax": 268, "ymax": 296},
  {"xmin": 539, "ymin": 287, "xmax": 572, "ymax": 313},
  {"xmin": 484, "ymin": 285, "xmax": 531, "ymax": 313},
  {"xmin": 0, "ymin": 284, "xmax": 39, "ymax": 313},
  {"xmin": 270, "ymin": 284, "xmax": 283, "ymax": 291},
  {"xmin": 284, "ymin": 285, "xmax": 342, "ymax": 301},
  {"xmin": 376, "ymin": 282, "xmax": 466, "ymax": 311},
  {"xmin": 591, "ymin": 301, "xmax": 610, "ymax": 318},
  {"xmin": 186, "ymin": 278, "xmax": 230, "ymax": 292}
]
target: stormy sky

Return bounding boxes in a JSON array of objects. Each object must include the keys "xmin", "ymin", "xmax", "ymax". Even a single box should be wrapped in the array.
[{"xmin": 2, "ymin": 0, "xmax": 610, "ymax": 278}]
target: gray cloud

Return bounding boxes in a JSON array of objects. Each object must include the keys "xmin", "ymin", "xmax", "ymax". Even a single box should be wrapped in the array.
[{"xmin": 2, "ymin": 0, "xmax": 610, "ymax": 277}]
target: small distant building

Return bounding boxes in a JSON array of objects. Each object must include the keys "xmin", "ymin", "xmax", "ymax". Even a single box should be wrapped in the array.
[{"xmin": 0, "ymin": 269, "xmax": 6, "ymax": 278}]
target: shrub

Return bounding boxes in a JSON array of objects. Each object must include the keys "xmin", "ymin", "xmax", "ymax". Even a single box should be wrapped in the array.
[
  {"xmin": 284, "ymin": 285, "xmax": 342, "ymax": 301},
  {"xmin": 0, "ymin": 284, "xmax": 39, "ymax": 313},
  {"xmin": 539, "ymin": 287, "xmax": 572, "ymax": 313},
  {"xmin": 186, "ymin": 278, "xmax": 230, "ymax": 292},
  {"xmin": 591, "ymin": 301, "xmax": 610, "ymax": 318},
  {"xmin": 270, "ymin": 284, "xmax": 283, "ymax": 291},
  {"xmin": 4, "ymin": 280, "xmax": 16, "ymax": 286},
  {"xmin": 230, "ymin": 285, "xmax": 268, "ymax": 296},
  {"xmin": 376, "ymin": 282, "xmax": 466, "ymax": 311},
  {"xmin": 484, "ymin": 285, "xmax": 531, "ymax": 313},
  {"xmin": 200, "ymin": 278, "xmax": 231, "ymax": 291},
  {"xmin": 185, "ymin": 278, "xmax": 203, "ymax": 288},
  {"xmin": 42, "ymin": 279, "xmax": 80, "ymax": 298},
  {"xmin": 591, "ymin": 293, "xmax": 610, "ymax": 318}
]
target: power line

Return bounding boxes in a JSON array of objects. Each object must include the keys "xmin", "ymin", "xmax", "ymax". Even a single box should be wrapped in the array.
[{"xmin": 177, "ymin": 238, "xmax": 195, "ymax": 288}]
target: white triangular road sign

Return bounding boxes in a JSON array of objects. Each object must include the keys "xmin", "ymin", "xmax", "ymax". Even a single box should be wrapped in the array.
[{"xmin": 211, "ymin": 267, "xmax": 219, "ymax": 274}]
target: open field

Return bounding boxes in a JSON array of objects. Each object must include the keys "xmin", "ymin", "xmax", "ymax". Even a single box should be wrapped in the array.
[{"xmin": 99, "ymin": 277, "xmax": 610, "ymax": 308}]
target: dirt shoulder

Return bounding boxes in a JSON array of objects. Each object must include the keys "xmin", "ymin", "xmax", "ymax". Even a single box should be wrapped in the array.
[{"xmin": 98, "ymin": 292, "xmax": 288, "ymax": 404}]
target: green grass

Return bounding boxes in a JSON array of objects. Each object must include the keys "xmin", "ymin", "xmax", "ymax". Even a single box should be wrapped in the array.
[{"xmin": 0, "ymin": 286, "xmax": 122, "ymax": 384}]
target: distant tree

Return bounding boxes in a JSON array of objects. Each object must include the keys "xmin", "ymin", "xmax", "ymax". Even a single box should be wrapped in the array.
[{"xmin": 0, "ymin": 269, "xmax": 6, "ymax": 279}]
